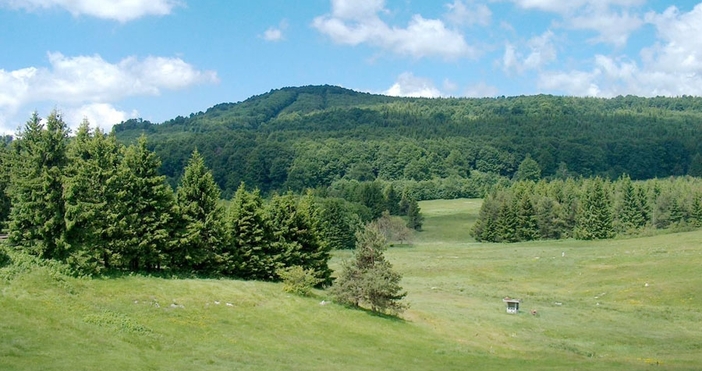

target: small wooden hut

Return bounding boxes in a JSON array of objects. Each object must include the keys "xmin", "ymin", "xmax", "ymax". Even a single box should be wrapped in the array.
[{"xmin": 502, "ymin": 297, "xmax": 521, "ymax": 314}]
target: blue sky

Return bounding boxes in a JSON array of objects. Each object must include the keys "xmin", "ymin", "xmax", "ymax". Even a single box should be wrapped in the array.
[{"xmin": 1, "ymin": 0, "xmax": 701, "ymax": 134}]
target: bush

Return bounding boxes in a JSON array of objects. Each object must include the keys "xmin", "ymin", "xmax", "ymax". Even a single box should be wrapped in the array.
[{"xmin": 276, "ymin": 266, "xmax": 322, "ymax": 296}]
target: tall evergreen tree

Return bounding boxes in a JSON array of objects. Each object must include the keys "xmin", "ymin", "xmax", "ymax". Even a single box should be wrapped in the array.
[
  {"xmin": 172, "ymin": 149, "xmax": 227, "ymax": 273},
  {"xmin": 64, "ymin": 121, "xmax": 122, "ymax": 273},
  {"xmin": 516, "ymin": 193, "xmax": 539, "ymax": 241},
  {"xmin": 383, "ymin": 184, "xmax": 402, "ymax": 215},
  {"xmin": 471, "ymin": 193, "xmax": 500, "ymax": 242},
  {"xmin": 268, "ymin": 192, "xmax": 332, "ymax": 285},
  {"xmin": 316, "ymin": 197, "xmax": 360, "ymax": 250},
  {"xmin": 225, "ymin": 184, "xmax": 279, "ymax": 280},
  {"xmin": 7, "ymin": 111, "xmax": 69, "ymax": 260},
  {"xmin": 616, "ymin": 175, "xmax": 646, "ymax": 232},
  {"xmin": 112, "ymin": 135, "xmax": 175, "ymax": 271},
  {"xmin": 406, "ymin": 198, "xmax": 424, "ymax": 231},
  {"xmin": 496, "ymin": 197, "xmax": 519, "ymax": 242},
  {"xmin": 575, "ymin": 177, "xmax": 615, "ymax": 240}
]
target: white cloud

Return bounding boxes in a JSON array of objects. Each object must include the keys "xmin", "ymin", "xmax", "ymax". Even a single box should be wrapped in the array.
[
  {"xmin": 384, "ymin": 73, "xmax": 442, "ymax": 98},
  {"xmin": 64, "ymin": 103, "xmax": 138, "ymax": 132},
  {"xmin": 537, "ymin": 4, "xmax": 702, "ymax": 97},
  {"xmin": 502, "ymin": 30, "xmax": 556, "ymax": 74},
  {"xmin": 262, "ymin": 19, "xmax": 288, "ymax": 42},
  {"xmin": 0, "ymin": 52, "xmax": 218, "ymax": 132},
  {"xmin": 464, "ymin": 82, "xmax": 499, "ymax": 97},
  {"xmin": 445, "ymin": 0, "xmax": 492, "ymax": 27},
  {"xmin": 508, "ymin": 0, "xmax": 644, "ymax": 46},
  {"xmin": 0, "ymin": 0, "xmax": 182, "ymax": 22},
  {"xmin": 313, "ymin": 0, "xmax": 476, "ymax": 59}
]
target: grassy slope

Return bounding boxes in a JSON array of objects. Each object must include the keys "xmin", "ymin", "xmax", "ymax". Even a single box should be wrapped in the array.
[{"xmin": 2, "ymin": 199, "xmax": 702, "ymax": 370}]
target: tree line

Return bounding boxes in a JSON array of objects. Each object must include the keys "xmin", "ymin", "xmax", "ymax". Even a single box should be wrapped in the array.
[
  {"xmin": 113, "ymin": 86, "xmax": 702, "ymax": 197},
  {"xmin": 472, "ymin": 176, "xmax": 702, "ymax": 242},
  {"xmin": 0, "ymin": 112, "xmax": 423, "ymax": 287}
]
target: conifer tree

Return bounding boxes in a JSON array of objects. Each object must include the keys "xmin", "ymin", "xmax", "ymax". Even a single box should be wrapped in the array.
[
  {"xmin": 516, "ymin": 193, "xmax": 539, "ymax": 241},
  {"xmin": 384, "ymin": 184, "xmax": 402, "ymax": 215},
  {"xmin": 112, "ymin": 135, "xmax": 175, "ymax": 271},
  {"xmin": 690, "ymin": 193, "xmax": 702, "ymax": 227},
  {"xmin": 7, "ymin": 111, "xmax": 69, "ymax": 260},
  {"xmin": 575, "ymin": 177, "xmax": 615, "ymax": 240},
  {"xmin": 496, "ymin": 197, "xmax": 519, "ymax": 242},
  {"xmin": 471, "ymin": 193, "xmax": 500, "ymax": 242},
  {"xmin": 331, "ymin": 223, "xmax": 407, "ymax": 314},
  {"xmin": 316, "ymin": 197, "xmax": 360, "ymax": 250},
  {"xmin": 172, "ymin": 149, "xmax": 227, "ymax": 273},
  {"xmin": 225, "ymin": 184, "xmax": 279, "ymax": 280},
  {"xmin": 268, "ymin": 192, "xmax": 332, "ymax": 284},
  {"xmin": 63, "ymin": 121, "xmax": 122, "ymax": 273},
  {"xmin": 406, "ymin": 197, "xmax": 424, "ymax": 231}
]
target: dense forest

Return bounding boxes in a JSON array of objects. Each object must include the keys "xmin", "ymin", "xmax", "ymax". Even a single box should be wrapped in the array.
[{"xmin": 113, "ymin": 85, "xmax": 702, "ymax": 197}]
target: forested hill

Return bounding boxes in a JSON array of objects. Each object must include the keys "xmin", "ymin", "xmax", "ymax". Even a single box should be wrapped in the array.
[{"xmin": 113, "ymin": 85, "xmax": 702, "ymax": 197}]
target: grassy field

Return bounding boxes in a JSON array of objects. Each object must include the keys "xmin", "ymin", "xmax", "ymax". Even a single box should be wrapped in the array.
[{"xmin": 2, "ymin": 198, "xmax": 702, "ymax": 370}]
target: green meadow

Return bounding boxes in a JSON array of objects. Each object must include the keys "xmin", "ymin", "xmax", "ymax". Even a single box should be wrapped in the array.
[{"xmin": 2, "ymin": 198, "xmax": 702, "ymax": 370}]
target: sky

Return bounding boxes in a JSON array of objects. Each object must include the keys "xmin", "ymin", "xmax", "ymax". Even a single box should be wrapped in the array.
[{"xmin": 1, "ymin": 0, "xmax": 702, "ymax": 134}]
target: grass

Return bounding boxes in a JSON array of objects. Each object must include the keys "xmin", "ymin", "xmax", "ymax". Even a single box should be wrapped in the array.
[{"xmin": 2, "ymin": 198, "xmax": 702, "ymax": 370}]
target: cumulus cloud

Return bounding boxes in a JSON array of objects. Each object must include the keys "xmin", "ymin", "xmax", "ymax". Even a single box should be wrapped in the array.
[
  {"xmin": 313, "ymin": 0, "xmax": 476, "ymax": 59},
  {"xmin": 502, "ymin": 30, "xmax": 556, "ymax": 74},
  {"xmin": 445, "ymin": 0, "xmax": 492, "ymax": 27},
  {"xmin": 508, "ymin": 0, "xmax": 644, "ymax": 46},
  {"xmin": 0, "ymin": 0, "xmax": 182, "ymax": 22},
  {"xmin": 0, "ymin": 52, "xmax": 218, "ymax": 132},
  {"xmin": 262, "ymin": 19, "xmax": 288, "ymax": 42},
  {"xmin": 537, "ymin": 4, "xmax": 702, "ymax": 97},
  {"xmin": 64, "ymin": 103, "xmax": 139, "ymax": 132},
  {"xmin": 384, "ymin": 73, "xmax": 442, "ymax": 98}
]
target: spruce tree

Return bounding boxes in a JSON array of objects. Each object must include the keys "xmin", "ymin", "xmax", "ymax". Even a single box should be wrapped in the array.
[
  {"xmin": 112, "ymin": 135, "xmax": 175, "ymax": 271},
  {"xmin": 471, "ymin": 193, "xmax": 500, "ymax": 242},
  {"xmin": 63, "ymin": 121, "xmax": 122, "ymax": 273},
  {"xmin": 172, "ymin": 149, "xmax": 227, "ymax": 273},
  {"xmin": 316, "ymin": 197, "xmax": 360, "ymax": 250},
  {"xmin": 7, "ymin": 111, "xmax": 69, "ymax": 260},
  {"xmin": 384, "ymin": 184, "xmax": 402, "ymax": 215},
  {"xmin": 516, "ymin": 193, "xmax": 539, "ymax": 241},
  {"xmin": 268, "ymin": 192, "xmax": 332, "ymax": 285},
  {"xmin": 496, "ymin": 197, "xmax": 519, "ymax": 242},
  {"xmin": 406, "ymin": 198, "xmax": 424, "ymax": 231},
  {"xmin": 575, "ymin": 177, "xmax": 615, "ymax": 240},
  {"xmin": 225, "ymin": 184, "xmax": 279, "ymax": 280}
]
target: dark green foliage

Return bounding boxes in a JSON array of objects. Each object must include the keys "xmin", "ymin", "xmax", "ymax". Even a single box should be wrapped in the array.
[
  {"xmin": 405, "ymin": 198, "xmax": 424, "ymax": 231},
  {"xmin": 112, "ymin": 86, "xmax": 702, "ymax": 197},
  {"xmin": 331, "ymin": 223, "xmax": 407, "ymax": 314},
  {"xmin": 358, "ymin": 181, "xmax": 386, "ymax": 220},
  {"xmin": 224, "ymin": 184, "xmax": 279, "ymax": 280},
  {"xmin": 574, "ymin": 178, "xmax": 615, "ymax": 240},
  {"xmin": 471, "ymin": 193, "xmax": 500, "ymax": 242},
  {"xmin": 314, "ymin": 197, "xmax": 361, "ymax": 250},
  {"xmin": 514, "ymin": 154, "xmax": 541, "ymax": 181},
  {"xmin": 516, "ymin": 193, "xmax": 539, "ymax": 241},
  {"xmin": 383, "ymin": 184, "xmax": 402, "ymax": 215},
  {"xmin": 172, "ymin": 149, "xmax": 227, "ymax": 273},
  {"xmin": 111, "ymin": 136, "xmax": 175, "ymax": 271},
  {"xmin": 0, "ymin": 140, "xmax": 12, "ymax": 224},
  {"xmin": 615, "ymin": 175, "xmax": 648, "ymax": 232},
  {"xmin": 7, "ymin": 111, "xmax": 69, "ymax": 260},
  {"xmin": 267, "ymin": 192, "xmax": 332, "ymax": 285},
  {"xmin": 63, "ymin": 121, "xmax": 123, "ymax": 273}
]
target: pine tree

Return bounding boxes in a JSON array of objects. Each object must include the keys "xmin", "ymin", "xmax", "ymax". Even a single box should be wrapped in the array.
[
  {"xmin": 330, "ymin": 223, "xmax": 407, "ymax": 314},
  {"xmin": 384, "ymin": 184, "xmax": 402, "ymax": 215},
  {"xmin": 63, "ymin": 121, "xmax": 122, "ymax": 273},
  {"xmin": 225, "ymin": 184, "xmax": 279, "ymax": 280},
  {"xmin": 405, "ymin": 197, "xmax": 424, "ymax": 231},
  {"xmin": 575, "ymin": 177, "xmax": 615, "ymax": 240},
  {"xmin": 172, "ymin": 149, "xmax": 227, "ymax": 273},
  {"xmin": 690, "ymin": 193, "xmax": 702, "ymax": 227},
  {"xmin": 516, "ymin": 193, "xmax": 539, "ymax": 241},
  {"xmin": 111, "ymin": 135, "xmax": 175, "ymax": 271},
  {"xmin": 471, "ymin": 193, "xmax": 500, "ymax": 242},
  {"xmin": 7, "ymin": 111, "xmax": 69, "ymax": 260},
  {"xmin": 268, "ymin": 192, "xmax": 332, "ymax": 285},
  {"xmin": 616, "ymin": 175, "xmax": 646, "ymax": 232},
  {"xmin": 316, "ymin": 197, "xmax": 360, "ymax": 251},
  {"xmin": 496, "ymin": 197, "xmax": 519, "ymax": 242}
]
